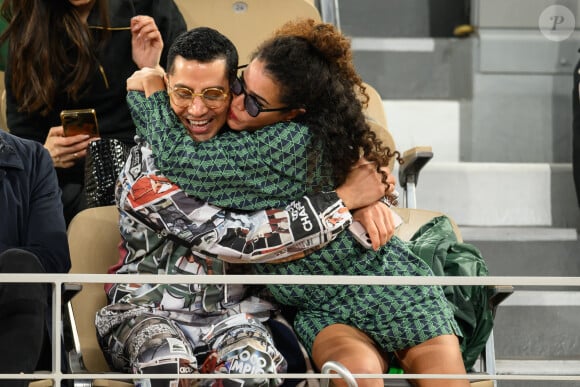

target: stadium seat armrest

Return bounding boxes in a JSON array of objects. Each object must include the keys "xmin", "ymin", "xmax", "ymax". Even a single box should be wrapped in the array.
[
  {"xmin": 398, "ymin": 146, "xmax": 433, "ymax": 188},
  {"xmin": 62, "ymin": 283, "xmax": 83, "ymax": 305},
  {"xmin": 486, "ymin": 284, "xmax": 514, "ymax": 314}
]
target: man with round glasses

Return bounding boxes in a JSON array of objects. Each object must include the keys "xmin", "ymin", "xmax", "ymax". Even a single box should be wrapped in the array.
[{"xmin": 161, "ymin": 53, "xmax": 233, "ymax": 142}]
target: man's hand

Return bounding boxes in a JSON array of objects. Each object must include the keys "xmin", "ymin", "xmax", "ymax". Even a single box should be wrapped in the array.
[
  {"xmin": 131, "ymin": 16, "xmax": 163, "ymax": 69},
  {"xmin": 352, "ymin": 202, "xmax": 398, "ymax": 250},
  {"xmin": 336, "ymin": 160, "xmax": 385, "ymax": 209},
  {"xmin": 381, "ymin": 165, "xmax": 396, "ymax": 195},
  {"xmin": 336, "ymin": 160, "xmax": 395, "ymax": 210}
]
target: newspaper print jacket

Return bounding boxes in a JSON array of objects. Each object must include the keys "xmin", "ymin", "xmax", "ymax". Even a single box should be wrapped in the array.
[{"xmin": 107, "ymin": 139, "xmax": 353, "ymax": 320}]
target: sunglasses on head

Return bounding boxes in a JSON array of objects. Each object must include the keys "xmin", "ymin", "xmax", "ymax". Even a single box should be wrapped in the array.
[{"xmin": 231, "ymin": 67, "xmax": 297, "ymax": 117}]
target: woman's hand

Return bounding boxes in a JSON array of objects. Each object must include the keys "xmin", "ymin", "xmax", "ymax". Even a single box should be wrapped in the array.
[
  {"xmin": 126, "ymin": 66, "xmax": 166, "ymax": 96},
  {"xmin": 336, "ymin": 160, "xmax": 396, "ymax": 210},
  {"xmin": 352, "ymin": 202, "xmax": 397, "ymax": 250},
  {"xmin": 44, "ymin": 126, "xmax": 95, "ymax": 168},
  {"xmin": 131, "ymin": 15, "xmax": 163, "ymax": 69}
]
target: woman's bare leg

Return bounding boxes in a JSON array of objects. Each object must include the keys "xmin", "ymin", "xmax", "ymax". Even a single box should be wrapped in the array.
[
  {"xmin": 311, "ymin": 324, "xmax": 388, "ymax": 387},
  {"xmin": 396, "ymin": 334, "xmax": 470, "ymax": 387}
]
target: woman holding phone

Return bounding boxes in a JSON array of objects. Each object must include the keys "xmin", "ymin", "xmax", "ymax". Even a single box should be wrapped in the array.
[{"xmin": 0, "ymin": 0, "xmax": 186, "ymax": 224}]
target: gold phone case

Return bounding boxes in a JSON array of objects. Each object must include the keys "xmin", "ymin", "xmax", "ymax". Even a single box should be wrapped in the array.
[{"xmin": 60, "ymin": 108, "xmax": 99, "ymax": 137}]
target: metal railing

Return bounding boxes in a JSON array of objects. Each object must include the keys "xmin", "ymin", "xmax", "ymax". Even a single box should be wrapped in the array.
[{"xmin": 1, "ymin": 273, "xmax": 579, "ymax": 385}]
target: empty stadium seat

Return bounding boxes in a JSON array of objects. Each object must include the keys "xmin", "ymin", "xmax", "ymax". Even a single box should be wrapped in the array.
[{"xmin": 173, "ymin": 0, "xmax": 322, "ymax": 63}]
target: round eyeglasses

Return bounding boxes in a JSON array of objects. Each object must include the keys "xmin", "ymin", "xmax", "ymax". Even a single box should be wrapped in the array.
[
  {"xmin": 168, "ymin": 86, "xmax": 229, "ymax": 109},
  {"xmin": 231, "ymin": 76, "xmax": 296, "ymax": 117}
]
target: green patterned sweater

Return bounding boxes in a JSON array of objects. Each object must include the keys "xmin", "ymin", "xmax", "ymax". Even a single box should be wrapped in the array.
[
  {"xmin": 129, "ymin": 90, "xmax": 332, "ymax": 210},
  {"xmin": 127, "ymin": 90, "xmax": 446, "ymax": 307}
]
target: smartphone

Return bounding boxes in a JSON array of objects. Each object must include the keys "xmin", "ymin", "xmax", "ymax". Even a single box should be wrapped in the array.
[
  {"xmin": 348, "ymin": 208, "xmax": 403, "ymax": 249},
  {"xmin": 60, "ymin": 109, "xmax": 99, "ymax": 138},
  {"xmin": 349, "ymin": 221, "xmax": 372, "ymax": 249}
]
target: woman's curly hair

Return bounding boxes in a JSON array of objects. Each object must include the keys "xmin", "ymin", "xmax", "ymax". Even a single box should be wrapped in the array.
[{"xmin": 251, "ymin": 18, "xmax": 400, "ymax": 189}]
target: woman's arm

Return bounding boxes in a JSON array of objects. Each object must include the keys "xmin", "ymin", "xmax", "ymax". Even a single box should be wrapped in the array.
[
  {"xmin": 146, "ymin": 0, "xmax": 187, "ymax": 69},
  {"xmin": 117, "ymin": 141, "xmax": 353, "ymax": 263},
  {"xmin": 126, "ymin": 66, "xmax": 166, "ymax": 97},
  {"xmin": 130, "ymin": 16, "xmax": 164, "ymax": 69},
  {"xmin": 127, "ymin": 90, "xmax": 313, "ymax": 210},
  {"xmin": 126, "ymin": 90, "xmax": 394, "ymax": 252}
]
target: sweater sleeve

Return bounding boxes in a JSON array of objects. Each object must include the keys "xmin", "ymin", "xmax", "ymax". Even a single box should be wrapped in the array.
[
  {"xmin": 127, "ymin": 90, "xmax": 314, "ymax": 210},
  {"xmin": 116, "ymin": 141, "xmax": 352, "ymax": 263}
]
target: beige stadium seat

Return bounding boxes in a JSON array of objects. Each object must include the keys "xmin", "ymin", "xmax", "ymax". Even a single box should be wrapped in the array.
[
  {"xmin": 365, "ymin": 118, "xmax": 398, "ymax": 172},
  {"xmin": 361, "ymin": 81, "xmax": 388, "ymax": 129},
  {"xmin": 28, "ymin": 379, "xmax": 53, "ymax": 387},
  {"xmin": 363, "ymin": 85, "xmax": 432, "ymax": 190},
  {"xmin": 64, "ymin": 205, "xmax": 132, "ymax": 386},
  {"xmin": 0, "ymin": 71, "xmax": 8, "ymax": 132},
  {"xmin": 360, "ymin": 81, "xmax": 434, "ymax": 209},
  {"xmin": 173, "ymin": 0, "xmax": 322, "ymax": 63}
]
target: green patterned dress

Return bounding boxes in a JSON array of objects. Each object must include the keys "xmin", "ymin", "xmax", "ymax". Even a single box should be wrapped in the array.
[{"xmin": 128, "ymin": 90, "xmax": 461, "ymax": 354}]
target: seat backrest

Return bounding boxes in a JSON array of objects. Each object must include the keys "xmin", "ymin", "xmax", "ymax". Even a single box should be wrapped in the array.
[
  {"xmin": 392, "ymin": 207, "xmax": 463, "ymax": 242},
  {"xmin": 0, "ymin": 71, "xmax": 8, "ymax": 132},
  {"xmin": 366, "ymin": 118, "xmax": 397, "ymax": 171},
  {"xmin": 173, "ymin": 0, "xmax": 322, "ymax": 63},
  {"xmin": 67, "ymin": 205, "xmax": 121, "ymax": 373},
  {"xmin": 361, "ymin": 94, "xmax": 463, "ymax": 242},
  {"xmin": 362, "ymin": 82, "xmax": 388, "ymax": 129},
  {"xmin": 360, "ymin": 82, "xmax": 396, "ymax": 171}
]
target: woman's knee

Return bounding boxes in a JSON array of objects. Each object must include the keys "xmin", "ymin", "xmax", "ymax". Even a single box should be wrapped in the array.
[
  {"xmin": 312, "ymin": 324, "xmax": 387, "ymax": 385},
  {"xmin": 396, "ymin": 334, "xmax": 465, "ymax": 374},
  {"xmin": 395, "ymin": 335, "xmax": 470, "ymax": 387}
]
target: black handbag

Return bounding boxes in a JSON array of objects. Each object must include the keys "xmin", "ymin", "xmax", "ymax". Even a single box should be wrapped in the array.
[{"xmin": 84, "ymin": 138, "xmax": 130, "ymax": 208}]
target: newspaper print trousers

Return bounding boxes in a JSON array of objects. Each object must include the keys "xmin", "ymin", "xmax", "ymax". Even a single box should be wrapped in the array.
[{"xmin": 95, "ymin": 304, "xmax": 287, "ymax": 387}]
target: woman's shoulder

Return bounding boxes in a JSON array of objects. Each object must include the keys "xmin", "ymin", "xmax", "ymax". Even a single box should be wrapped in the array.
[
  {"xmin": 126, "ymin": 0, "xmax": 165, "ymax": 12},
  {"xmin": 255, "ymin": 120, "xmax": 310, "ymax": 138},
  {"xmin": 130, "ymin": 0, "xmax": 185, "ymax": 19},
  {"xmin": 215, "ymin": 122, "xmax": 311, "ymax": 149}
]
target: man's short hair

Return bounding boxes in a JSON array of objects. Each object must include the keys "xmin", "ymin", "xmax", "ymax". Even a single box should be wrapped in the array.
[{"xmin": 167, "ymin": 27, "xmax": 239, "ymax": 85}]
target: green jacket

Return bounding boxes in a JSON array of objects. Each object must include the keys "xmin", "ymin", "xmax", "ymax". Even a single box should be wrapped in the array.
[{"xmin": 407, "ymin": 215, "xmax": 493, "ymax": 370}]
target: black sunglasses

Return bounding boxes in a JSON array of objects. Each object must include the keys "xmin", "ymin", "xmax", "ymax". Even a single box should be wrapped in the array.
[{"xmin": 231, "ymin": 72, "xmax": 296, "ymax": 117}]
